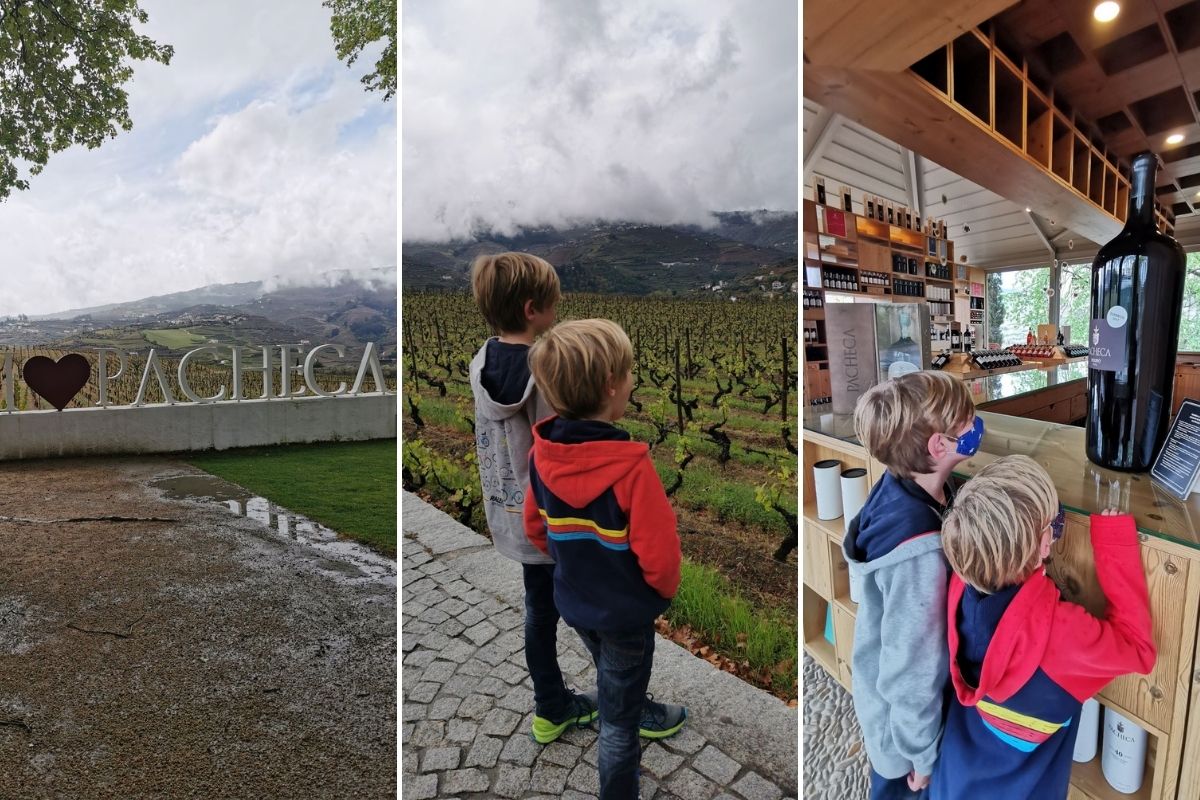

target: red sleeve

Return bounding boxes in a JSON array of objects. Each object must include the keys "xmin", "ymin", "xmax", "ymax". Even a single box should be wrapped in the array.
[
  {"xmin": 614, "ymin": 455, "xmax": 681, "ymax": 598},
  {"xmin": 1042, "ymin": 514, "xmax": 1156, "ymax": 701},
  {"xmin": 523, "ymin": 478, "xmax": 549, "ymax": 555}
]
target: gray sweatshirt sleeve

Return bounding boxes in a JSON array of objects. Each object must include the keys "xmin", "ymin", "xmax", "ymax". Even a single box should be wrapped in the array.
[{"xmin": 875, "ymin": 550, "xmax": 949, "ymax": 778}]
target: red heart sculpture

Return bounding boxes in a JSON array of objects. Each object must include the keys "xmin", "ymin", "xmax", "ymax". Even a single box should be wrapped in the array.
[{"xmin": 23, "ymin": 354, "xmax": 91, "ymax": 411}]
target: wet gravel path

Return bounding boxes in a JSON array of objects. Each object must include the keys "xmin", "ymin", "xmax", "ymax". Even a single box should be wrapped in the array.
[
  {"xmin": 0, "ymin": 458, "xmax": 396, "ymax": 799},
  {"xmin": 802, "ymin": 656, "xmax": 869, "ymax": 800}
]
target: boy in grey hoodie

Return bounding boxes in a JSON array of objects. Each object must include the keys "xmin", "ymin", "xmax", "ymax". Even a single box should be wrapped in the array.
[
  {"xmin": 842, "ymin": 371, "xmax": 981, "ymax": 799},
  {"xmin": 468, "ymin": 252, "xmax": 599, "ymax": 743}
]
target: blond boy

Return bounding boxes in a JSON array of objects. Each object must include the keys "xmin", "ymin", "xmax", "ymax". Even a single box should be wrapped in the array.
[
  {"xmin": 468, "ymin": 253, "xmax": 599, "ymax": 741},
  {"xmin": 930, "ymin": 455, "xmax": 1155, "ymax": 800},
  {"xmin": 845, "ymin": 371, "xmax": 980, "ymax": 799},
  {"xmin": 524, "ymin": 319, "xmax": 686, "ymax": 800}
]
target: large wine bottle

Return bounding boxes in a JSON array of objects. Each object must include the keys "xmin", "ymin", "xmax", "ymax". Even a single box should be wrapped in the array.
[{"xmin": 1086, "ymin": 152, "xmax": 1186, "ymax": 471}]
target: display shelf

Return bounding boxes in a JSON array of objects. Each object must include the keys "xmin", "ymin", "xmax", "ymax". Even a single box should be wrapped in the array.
[
  {"xmin": 803, "ymin": 587, "xmax": 838, "ymax": 676},
  {"xmin": 1070, "ymin": 749, "xmax": 1153, "ymax": 800}
]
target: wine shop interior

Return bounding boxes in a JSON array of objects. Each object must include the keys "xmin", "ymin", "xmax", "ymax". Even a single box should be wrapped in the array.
[{"xmin": 802, "ymin": 1, "xmax": 1200, "ymax": 798}]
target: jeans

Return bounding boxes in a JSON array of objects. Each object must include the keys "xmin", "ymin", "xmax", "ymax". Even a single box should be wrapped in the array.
[
  {"xmin": 870, "ymin": 769, "xmax": 926, "ymax": 800},
  {"xmin": 577, "ymin": 625, "xmax": 655, "ymax": 800},
  {"xmin": 522, "ymin": 563, "xmax": 572, "ymax": 717}
]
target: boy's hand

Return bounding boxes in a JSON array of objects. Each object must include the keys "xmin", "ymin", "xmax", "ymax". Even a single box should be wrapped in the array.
[
  {"xmin": 1100, "ymin": 508, "xmax": 1121, "ymax": 516},
  {"xmin": 907, "ymin": 771, "xmax": 930, "ymax": 792}
]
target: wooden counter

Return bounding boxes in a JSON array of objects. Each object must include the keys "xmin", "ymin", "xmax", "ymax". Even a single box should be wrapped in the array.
[{"xmin": 802, "ymin": 409, "xmax": 1200, "ymax": 800}]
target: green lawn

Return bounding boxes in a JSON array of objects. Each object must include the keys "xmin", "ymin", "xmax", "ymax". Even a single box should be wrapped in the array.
[
  {"xmin": 144, "ymin": 328, "xmax": 209, "ymax": 350},
  {"xmin": 187, "ymin": 439, "xmax": 397, "ymax": 556}
]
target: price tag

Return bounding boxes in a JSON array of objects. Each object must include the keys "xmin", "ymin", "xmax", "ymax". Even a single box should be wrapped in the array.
[{"xmin": 1151, "ymin": 399, "xmax": 1200, "ymax": 499}]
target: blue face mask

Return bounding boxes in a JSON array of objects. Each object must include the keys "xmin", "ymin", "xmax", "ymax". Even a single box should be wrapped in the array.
[
  {"xmin": 946, "ymin": 416, "xmax": 985, "ymax": 457},
  {"xmin": 1050, "ymin": 503, "xmax": 1066, "ymax": 541}
]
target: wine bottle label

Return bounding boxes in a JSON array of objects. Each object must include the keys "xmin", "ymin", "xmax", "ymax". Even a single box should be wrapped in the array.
[{"xmin": 1089, "ymin": 316, "xmax": 1128, "ymax": 372}]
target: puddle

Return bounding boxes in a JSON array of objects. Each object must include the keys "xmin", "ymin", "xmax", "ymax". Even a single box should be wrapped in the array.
[{"xmin": 151, "ymin": 474, "xmax": 395, "ymax": 584}]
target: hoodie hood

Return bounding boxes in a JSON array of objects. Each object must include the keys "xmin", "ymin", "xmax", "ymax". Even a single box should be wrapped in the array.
[
  {"xmin": 844, "ymin": 471, "xmax": 948, "ymax": 572},
  {"xmin": 531, "ymin": 416, "xmax": 648, "ymax": 508},
  {"xmin": 470, "ymin": 340, "xmax": 534, "ymax": 422},
  {"xmin": 947, "ymin": 573, "xmax": 1058, "ymax": 705}
]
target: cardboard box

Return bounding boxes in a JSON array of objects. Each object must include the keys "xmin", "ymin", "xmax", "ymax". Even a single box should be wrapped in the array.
[{"xmin": 826, "ymin": 302, "xmax": 931, "ymax": 414}]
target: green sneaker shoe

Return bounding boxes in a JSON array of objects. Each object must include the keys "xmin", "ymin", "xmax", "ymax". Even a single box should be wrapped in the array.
[
  {"xmin": 639, "ymin": 694, "xmax": 687, "ymax": 739},
  {"xmin": 530, "ymin": 690, "xmax": 599, "ymax": 744}
]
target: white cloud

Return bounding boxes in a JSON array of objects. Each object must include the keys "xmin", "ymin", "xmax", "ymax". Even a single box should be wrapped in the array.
[
  {"xmin": 0, "ymin": 0, "xmax": 395, "ymax": 317},
  {"xmin": 401, "ymin": 0, "xmax": 797, "ymax": 242}
]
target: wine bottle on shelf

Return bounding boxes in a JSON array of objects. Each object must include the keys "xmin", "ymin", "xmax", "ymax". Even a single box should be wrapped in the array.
[
  {"xmin": 1086, "ymin": 151, "xmax": 1187, "ymax": 472},
  {"xmin": 866, "ymin": 196, "xmax": 875, "ymax": 219},
  {"xmin": 842, "ymin": 186, "xmax": 853, "ymax": 213},
  {"xmin": 1102, "ymin": 707, "xmax": 1147, "ymax": 793},
  {"xmin": 816, "ymin": 177, "xmax": 826, "ymax": 206},
  {"xmin": 887, "ymin": 204, "xmax": 895, "ymax": 225}
]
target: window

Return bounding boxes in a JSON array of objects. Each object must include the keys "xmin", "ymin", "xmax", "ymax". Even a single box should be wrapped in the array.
[
  {"xmin": 1183, "ymin": 252, "xmax": 1200, "ymax": 352},
  {"xmin": 1058, "ymin": 262, "xmax": 1091, "ymax": 346},
  {"xmin": 987, "ymin": 267, "xmax": 1050, "ymax": 346}
]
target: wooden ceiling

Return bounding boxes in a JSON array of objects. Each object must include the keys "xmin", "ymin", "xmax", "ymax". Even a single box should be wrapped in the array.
[{"xmin": 991, "ymin": 0, "xmax": 1200, "ymax": 217}]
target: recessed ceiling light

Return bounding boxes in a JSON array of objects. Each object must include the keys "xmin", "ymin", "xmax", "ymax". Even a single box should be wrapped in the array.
[
  {"xmin": 1094, "ymin": 1, "xmax": 1120, "ymax": 21},
  {"xmin": 1167, "ymin": 133, "xmax": 1185, "ymax": 145},
  {"xmin": 1025, "ymin": 207, "xmax": 1032, "ymax": 213}
]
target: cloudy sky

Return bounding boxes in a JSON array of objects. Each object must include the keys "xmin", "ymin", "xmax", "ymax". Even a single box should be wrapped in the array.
[
  {"xmin": 0, "ymin": 0, "xmax": 396, "ymax": 317},
  {"xmin": 402, "ymin": 0, "xmax": 797, "ymax": 243}
]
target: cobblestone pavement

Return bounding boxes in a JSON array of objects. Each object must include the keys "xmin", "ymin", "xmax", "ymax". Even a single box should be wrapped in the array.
[
  {"xmin": 402, "ymin": 493, "xmax": 798, "ymax": 800},
  {"xmin": 801, "ymin": 656, "xmax": 868, "ymax": 800}
]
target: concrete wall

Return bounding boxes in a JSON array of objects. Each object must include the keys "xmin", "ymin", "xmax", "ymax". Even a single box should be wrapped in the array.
[{"xmin": 0, "ymin": 394, "xmax": 396, "ymax": 460}]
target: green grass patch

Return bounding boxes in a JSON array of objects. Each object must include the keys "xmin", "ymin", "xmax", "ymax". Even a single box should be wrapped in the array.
[
  {"xmin": 188, "ymin": 440, "xmax": 397, "ymax": 556},
  {"xmin": 666, "ymin": 561, "xmax": 797, "ymax": 695},
  {"xmin": 144, "ymin": 328, "xmax": 209, "ymax": 350},
  {"xmin": 654, "ymin": 459, "xmax": 794, "ymax": 534}
]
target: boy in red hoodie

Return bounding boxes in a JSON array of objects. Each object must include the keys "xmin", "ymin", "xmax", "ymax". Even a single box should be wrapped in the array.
[
  {"xmin": 525, "ymin": 319, "xmax": 686, "ymax": 800},
  {"xmin": 932, "ymin": 455, "xmax": 1156, "ymax": 800}
]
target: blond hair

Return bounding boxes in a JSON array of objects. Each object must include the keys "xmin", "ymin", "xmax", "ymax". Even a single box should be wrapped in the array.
[
  {"xmin": 470, "ymin": 252, "xmax": 561, "ymax": 334},
  {"xmin": 528, "ymin": 319, "xmax": 633, "ymax": 419},
  {"xmin": 853, "ymin": 371, "xmax": 976, "ymax": 478},
  {"xmin": 942, "ymin": 455, "xmax": 1059, "ymax": 592}
]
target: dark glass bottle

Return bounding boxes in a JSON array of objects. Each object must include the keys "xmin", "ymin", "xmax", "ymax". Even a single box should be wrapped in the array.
[{"xmin": 1086, "ymin": 152, "xmax": 1187, "ymax": 471}]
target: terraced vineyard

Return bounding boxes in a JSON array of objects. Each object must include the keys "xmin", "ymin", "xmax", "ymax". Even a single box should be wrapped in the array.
[
  {"xmin": 402, "ymin": 292, "xmax": 799, "ymax": 698},
  {"xmin": 0, "ymin": 347, "xmax": 396, "ymax": 410}
]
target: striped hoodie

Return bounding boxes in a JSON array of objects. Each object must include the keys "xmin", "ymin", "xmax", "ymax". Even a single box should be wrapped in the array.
[
  {"xmin": 523, "ymin": 417, "xmax": 681, "ymax": 632},
  {"xmin": 930, "ymin": 513, "xmax": 1156, "ymax": 800}
]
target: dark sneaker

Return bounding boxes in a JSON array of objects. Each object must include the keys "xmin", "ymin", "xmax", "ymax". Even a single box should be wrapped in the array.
[
  {"xmin": 639, "ymin": 694, "xmax": 687, "ymax": 739},
  {"xmin": 530, "ymin": 690, "xmax": 599, "ymax": 744}
]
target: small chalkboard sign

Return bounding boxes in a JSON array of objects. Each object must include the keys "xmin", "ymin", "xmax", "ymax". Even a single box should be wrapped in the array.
[{"xmin": 1151, "ymin": 399, "xmax": 1200, "ymax": 499}]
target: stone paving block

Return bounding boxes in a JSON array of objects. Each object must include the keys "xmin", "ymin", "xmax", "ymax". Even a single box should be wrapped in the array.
[
  {"xmin": 417, "ymin": 606, "xmax": 450, "ymax": 625},
  {"xmin": 559, "ymin": 653, "xmax": 592, "ymax": 675},
  {"xmin": 457, "ymin": 607, "xmax": 486, "ymax": 628},
  {"xmin": 559, "ymin": 726, "xmax": 598, "ymax": 748},
  {"xmin": 693, "ymin": 745, "xmax": 741, "ymax": 785},
  {"xmin": 498, "ymin": 684, "xmax": 534, "ymax": 713},
  {"xmin": 410, "ymin": 720, "xmax": 446, "ymax": 747},
  {"xmin": 493, "ymin": 609, "xmax": 523, "ymax": 630},
  {"xmin": 478, "ymin": 597, "xmax": 506, "ymax": 615},
  {"xmin": 440, "ymin": 675, "xmax": 478, "ymax": 698},
  {"xmin": 419, "ymin": 631, "xmax": 452, "ymax": 651},
  {"xmin": 401, "ymin": 702, "xmax": 427, "ymax": 722},
  {"xmin": 464, "ymin": 620, "xmax": 500, "ymax": 646},
  {"xmin": 439, "ymin": 597, "xmax": 469, "ymax": 617},
  {"xmin": 714, "ymin": 795, "xmax": 738, "ymax": 800},
  {"xmin": 464, "ymin": 734, "xmax": 504, "ymax": 769},
  {"xmin": 402, "ymin": 773, "xmax": 437, "ymax": 800},
  {"xmin": 499, "ymin": 734, "xmax": 542, "ymax": 767},
  {"xmin": 492, "ymin": 630, "xmax": 525, "ymax": 655},
  {"xmin": 661, "ymin": 726, "xmax": 706, "ymax": 755},
  {"xmin": 567, "ymin": 761, "xmax": 600, "ymax": 794},
  {"xmin": 401, "ymin": 723, "xmax": 413, "ymax": 744},
  {"xmin": 493, "ymin": 765, "xmax": 531, "ymax": 798},
  {"xmin": 423, "ymin": 660, "xmax": 457, "ymax": 684},
  {"xmin": 405, "ymin": 620, "xmax": 433, "ymax": 635},
  {"xmin": 404, "ymin": 649, "xmax": 437, "ymax": 668},
  {"xmin": 562, "ymin": 791, "xmax": 598, "ymax": 800},
  {"xmin": 666, "ymin": 767, "xmax": 718, "ymax": 800},
  {"xmin": 442, "ymin": 768, "xmax": 490, "ymax": 794},
  {"xmin": 439, "ymin": 640, "xmax": 475, "ymax": 664},
  {"xmin": 540, "ymin": 740, "xmax": 583, "ymax": 768},
  {"xmin": 428, "ymin": 696, "xmax": 461, "ymax": 721},
  {"xmin": 445, "ymin": 718, "xmax": 479, "ymax": 744},
  {"xmin": 407, "ymin": 682, "xmax": 440, "ymax": 704},
  {"xmin": 477, "ymin": 643, "xmax": 509, "ymax": 665},
  {"xmin": 414, "ymin": 588, "xmax": 447, "ymax": 607},
  {"xmin": 480, "ymin": 707, "xmax": 522, "ymax": 736},
  {"xmin": 402, "ymin": 750, "xmax": 418, "ymax": 777},
  {"xmin": 641, "ymin": 775, "xmax": 661, "ymax": 799},
  {"xmin": 444, "ymin": 579, "xmax": 473, "ymax": 597},
  {"xmin": 401, "ymin": 636, "xmax": 418, "ymax": 653},
  {"xmin": 406, "ymin": 577, "xmax": 436, "ymax": 597},
  {"xmin": 421, "ymin": 560, "xmax": 449, "ymax": 576},
  {"xmin": 641, "ymin": 743, "xmax": 685, "ymax": 778},
  {"xmin": 730, "ymin": 771, "xmax": 783, "ymax": 800},
  {"xmin": 456, "ymin": 693, "xmax": 493, "ymax": 720},
  {"xmin": 582, "ymin": 738, "xmax": 600, "ymax": 766},
  {"xmin": 475, "ymin": 676, "xmax": 508, "ymax": 697},
  {"xmin": 404, "ymin": 600, "xmax": 428, "ymax": 617},
  {"xmin": 440, "ymin": 618, "xmax": 466, "ymax": 638},
  {"xmin": 530, "ymin": 763, "xmax": 571, "ymax": 794},
  {"xmin": 456, "ymin": 658, "xmax": 490, "ymax": 678},
  {"xmin": 491, "ymin": 661, "xmax": 528, "ymax": 685},
  {"xmin": 408, "ymin": 550, "xmax": 433, "ymax": 567},
  {"xmin": 420, "ymin": 746, "xmax": 461, "ymax": 772},
  {"xmin": 462, "ymin": 588, "xmax": 487, "ymax": 604}
]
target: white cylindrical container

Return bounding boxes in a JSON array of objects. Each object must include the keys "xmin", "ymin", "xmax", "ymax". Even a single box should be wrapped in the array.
[
  {"xmin": 840, "ymin": 468, "xmax": 869, "ymax": 534},
  {"xmin": 813, "ymin": 460, "xmax": 843, "ymax": 521},
  {"xmin": 1073, "ymin": 698, "xmax": 1100, "ymax": 763},
  {"xmin": 1102, "ymin": 706, "xmax": 1147, "ymax": 794}
]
